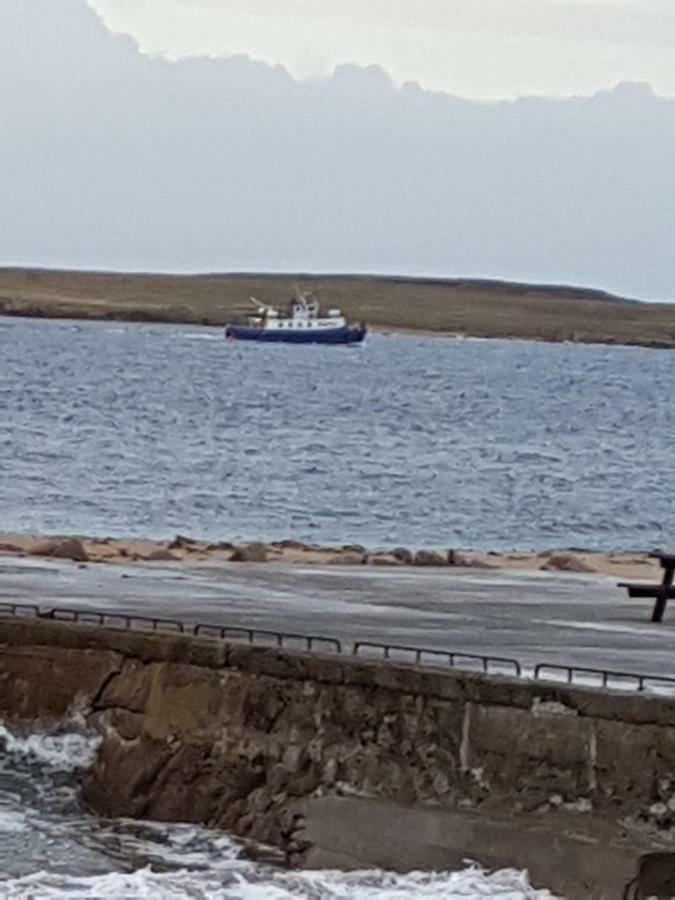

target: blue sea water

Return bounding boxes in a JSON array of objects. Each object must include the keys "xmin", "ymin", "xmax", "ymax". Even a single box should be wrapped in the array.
[{"xmin": 1, "ymin": 316, "xmax": 673, "ymax": 551}]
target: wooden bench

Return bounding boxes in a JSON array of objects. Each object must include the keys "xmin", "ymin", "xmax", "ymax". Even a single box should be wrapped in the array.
[{"xmin": 619, "ymin": 553, "xmax": 675, "ymax": 623}]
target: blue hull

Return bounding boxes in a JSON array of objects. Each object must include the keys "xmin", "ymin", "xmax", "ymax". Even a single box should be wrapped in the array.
[{"xmin": 225, "ymin": 324, "xmax": 366, "ymax": 345}]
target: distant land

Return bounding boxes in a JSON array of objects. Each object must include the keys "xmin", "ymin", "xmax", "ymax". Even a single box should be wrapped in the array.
[{"xmin": 2, "ymin": 267, "xmax": 675, "ymax": 349}]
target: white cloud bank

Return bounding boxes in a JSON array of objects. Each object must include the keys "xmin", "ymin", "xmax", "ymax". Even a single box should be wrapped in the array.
[
  {"xmin": 89, "ymin": 0, "xmax": 675, "ymax": 99},
  {"xmin": 2, "ymin": 0, "xmax": 675, "ymax": 299}
]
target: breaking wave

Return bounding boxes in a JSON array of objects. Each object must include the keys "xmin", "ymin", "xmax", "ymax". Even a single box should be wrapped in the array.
[
  {"xmin": 1, "ymin": 865, "xmax": 555, "ymax": 899},
  {"xmin": 0, "ymin": 725, "xmax": 555, "ymax": 898},
  {"xmin": 0, "ymin": 723, "xmax": 101, "ymax": 770}
]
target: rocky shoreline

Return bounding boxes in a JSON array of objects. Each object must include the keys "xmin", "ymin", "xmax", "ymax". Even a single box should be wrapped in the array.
[{"xmin": 0, "ymin": 531, "xmax": 661, "ymax": 581}]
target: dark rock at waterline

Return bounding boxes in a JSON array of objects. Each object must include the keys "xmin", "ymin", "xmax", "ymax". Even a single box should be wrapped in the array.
[
  {"xmin": 392, "ymin": 547, "xmax": 414, "ymax": 565},
  {"xmin": 542, "ymin": 553, "xmax": 595, "ymax": 573},
  {"xmin": 168, "ymin": 535, "xmax": 197, "ymax": 550},
  {"xmin": 230, "ymin": 543, "xmax": 269, "ymax": 563},
  {"xmin": 32, "ymin": 537, "xmax": 88, "ymax": 563},
  {"xmin": 271, "ymin": 539, "xmax": 312, "ymax": 551},
  {"xmin": 146, "ymin": 548, "xmax": 178, "ymax": 562},
  {"xmin": 413, "ymin": 550, "xmax": 447, "ymax": 567}
]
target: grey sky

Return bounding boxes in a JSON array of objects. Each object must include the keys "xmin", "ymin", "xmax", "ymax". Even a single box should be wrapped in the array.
[
  {"xmin": 89, "ymin": 0, "xmax": 675, "ymax": 100},
  {"xmin": 2, "ymin": 0, "xmax": 674, "ymax": 299}
]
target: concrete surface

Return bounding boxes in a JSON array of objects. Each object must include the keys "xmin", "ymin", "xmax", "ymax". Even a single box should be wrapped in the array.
[
  {"xmin": 292, "ymin": 796, "xmax": 653, "ymax": 899},
  {"xmin": 1, "ymin": 556, "xmax": 675, "ymax": 680}
]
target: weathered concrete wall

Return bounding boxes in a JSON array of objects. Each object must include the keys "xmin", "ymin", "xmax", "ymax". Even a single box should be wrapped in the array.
[{"xmin": 2, "ymin": 616, "xmax": 675, "ymax": 896}]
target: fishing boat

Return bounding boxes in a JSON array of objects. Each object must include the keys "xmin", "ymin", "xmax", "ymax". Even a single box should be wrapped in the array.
[{"xmin": 224, "ymin": 290, "xmax": 366, "ymax": 345}]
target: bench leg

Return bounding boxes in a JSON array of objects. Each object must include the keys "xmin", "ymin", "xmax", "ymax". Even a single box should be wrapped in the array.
[{"xmin": 652, "ymin": 592, "xmax": 668, "ymax": 623}]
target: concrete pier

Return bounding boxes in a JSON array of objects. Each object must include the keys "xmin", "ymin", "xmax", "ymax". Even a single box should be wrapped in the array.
[{"xmin": 2, "ymin": 556, "xmax": 675, "ymax": 677}]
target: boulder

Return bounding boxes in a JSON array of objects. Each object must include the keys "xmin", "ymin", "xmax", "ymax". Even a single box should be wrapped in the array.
[
  {"xmin": 542, "ymin": 553, "xmax": 596, "ymax": 573},
  {"xmin": 369, "ymin": 554, "xmax": 401, "ymax": 567},
  {"xmin": 450, "ymin": 551, "xmax": 500, "ymax": 569},
  {"xmin": 326, "ymin": 552, "xmax": 367, "ymax": 565},
  {"xmin": 0, "ymin": 541, "xmax": 26, "ymax": 554},
  {"xmin": 392, "ymin": 547, "xmax": 414, "ymax": 565},
  {"xmin": 32, "ymin": 537, "xmax": 88, "ymax": 563},
  {"xmin": 146, "ymin": 548, "xmax": 178, "ymax": 562},
  {"xmin": 272, "ymin": 540, "xmax": 312, "ymax": 551},
  {"xmin": 206, "ymin": 541, "xmax": 235, "ymax": 551},
  {"xmin": 168, "ymin": 534, "xmax": 197, "ymax": 550},
  {"xmin": 413, "ymin": 550, "xmax": 447, "ymax": 567},
  {"xmin": 230, "ymin": 543, "xmax": 269, "ymax": 563}
]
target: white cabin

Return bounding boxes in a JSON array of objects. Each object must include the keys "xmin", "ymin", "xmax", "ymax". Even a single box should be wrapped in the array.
[{"xmin": 248, "ymin": 291, "xmax": 346, "ymax": 331}]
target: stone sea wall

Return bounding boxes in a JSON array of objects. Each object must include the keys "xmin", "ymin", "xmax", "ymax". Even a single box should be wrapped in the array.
[{"xmin": 1, "ymin": 616, "xmax": 675, "ymax": 895}]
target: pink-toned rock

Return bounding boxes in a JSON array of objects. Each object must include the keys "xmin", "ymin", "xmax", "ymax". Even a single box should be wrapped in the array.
[
  {"xmin": 230, "ymin": 543, "xmax": 270, "ymax": 563},
  {"xmin": 168, "ymin": 535, "xmax": 197, "ymax": 550},
  {"xmin": 542, "ymin": 553, "xmax": 596, "ymax": 573},
  {"xmin": 326, "ymin": 552, "xmax": 367, "ymax": 565},
  {"xmin": 146, "ymin": 548, "xmax": 179, "ymax": 562},
  {"xmin": 413, "ymin": 550, "xmax": 447, "ymax": 567},
  {"xmin": 449, "ymin": 551, "xmax": 500, "ymax": 569},
  {"xmin": 369, "ymin": 554, "xmax": 401, "ymax": 567},
  {"xmin": 32, "ymin": 537, "xmax": 88, "ymax": 563},
  {"xmin": 0, "ymin": 541, "xmax": 26, "ymax": 554},
  {"xmin": 392, "ymin": 547, "xmax": 414, "ymax": 565}
]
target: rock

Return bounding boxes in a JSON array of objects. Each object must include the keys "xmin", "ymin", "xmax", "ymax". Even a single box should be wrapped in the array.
[
  {"xmin": 230, "ymin": 543, "xmax": 269, "ymax": 563},
  {"xmin": 563, "ymin": 797, "xmax": 593, "ymax": 813},
  {"xmin": 326, "ymin": 552, "xmax": 367, "ymax": 565},
  {"xmin": 342, "ymin": 544, "xmax": 366, "ymax": 553},
  {"xmin": 206, "ymin": 541, "xmax": 234, "ymax": 551},
  {"xmin": 649, "ymin": 801, "xmax": 668, "ymax": 819},
  {"xmin": 32, "ymin": 537, "xmax": 88, "ymax": 563},
  {"xmin": 146, "ymin": 548, "xmax": 178, "ymax": 562},
  {"xmin": 450, "ymin": 552, "xmax": 500, "ymax": 569},
  {"xmin": 272, "ymin": 540, "xmax": 312, "ymax": 551},
  {"xmin": 392, "ymin": 547, "xmax": 414, "ymax": 565},
  {"xmin": 369, "ymin": 554, "xmax": 401, "ymax": 567},
  {"xmin": 168, "ymin": 535, "xmax": 197, "ymax": 550},
  {"xmin": 413, "ymin": 550, "xmax": 447, "ymax": 567},
  {"xmin": 542, "ymin": 553, "xmax": 596, "ymax": 573},
  {"xmin": 0, "ymin": 541, "xmax": 25, "ymax": 554}
]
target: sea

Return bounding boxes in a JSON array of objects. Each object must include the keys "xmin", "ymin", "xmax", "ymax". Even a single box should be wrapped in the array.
[
  {"xmin": 1, "ymin": 314, "xmax": 668, "ymax": 897},
  {"xmin": 1, "ymin": 315, "xmax": 674, "ymax": 552}
]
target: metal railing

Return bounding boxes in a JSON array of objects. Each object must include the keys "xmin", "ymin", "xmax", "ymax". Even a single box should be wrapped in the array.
[
  {"xmin": 194, "ymin": 623, "xmax": 342, "ymax": 653},
  {"xmin": 534, "ymin": 663, "xmax": 675, "ymax": 693},
  {"xmin": 353, "ymin": 641, "xmax": 522, "ymax": 676},
  {"xmin": 0, "ymin": 602, "xmax": 41, "ymax": 618},
  {"xmin": 42, "ymin": 607, "xmax": 186, "ymax": 633},
  {"xmin": 1, "ymin": 602, "xmax": 675, "ymax": 694}
]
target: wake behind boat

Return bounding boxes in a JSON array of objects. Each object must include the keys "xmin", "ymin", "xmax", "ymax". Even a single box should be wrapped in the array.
[{"xmin": 225, "ymin": 290, "xmax": 366, "ymax": 345}]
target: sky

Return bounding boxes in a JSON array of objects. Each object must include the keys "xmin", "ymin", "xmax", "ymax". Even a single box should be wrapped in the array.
[
  {"xmin": 89, "ymin": 0, "xmax": 675, "ymax": 100},
  {"xmin": 1, "ymin": 0, "xmax": 674, "ymax": 299}
]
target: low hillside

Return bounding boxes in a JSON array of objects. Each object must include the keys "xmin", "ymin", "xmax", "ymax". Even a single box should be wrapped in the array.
[{"xmin": 1, "ymin": 268, "xmax": 675, "ymax": 347}]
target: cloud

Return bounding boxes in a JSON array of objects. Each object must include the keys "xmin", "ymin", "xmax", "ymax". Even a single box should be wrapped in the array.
[
  {"xmin": 2, "ymin": 0, "xmax": 675, "ymax": 299},
  {"xmin": 88, "ymin": 0, "xmax": 675, "ymax": 99}
]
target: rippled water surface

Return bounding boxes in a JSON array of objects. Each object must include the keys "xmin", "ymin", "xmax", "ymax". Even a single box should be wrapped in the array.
[
  {"xmin": 2, "ymin": 316, "xmax": 673, "ymax": 550},
  {"xmin": 0, "ymin": 725, "xmax": 553, "ymax": 898}
]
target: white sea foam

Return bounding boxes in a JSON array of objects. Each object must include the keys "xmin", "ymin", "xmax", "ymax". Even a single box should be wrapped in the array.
[
  {"xmin": 0, "ymin": 724, "xmax": 101, "ymax": 770},
  {"xmin": 0, "ymin": 727, "xmax": 556, "ymax": 898},
  {"xmin": 0, "ymin": 809, "xmax": 27, "ymax": 834},
  {"xmin": 0, "ymin": 865, "xmax": 556, "ymax": 899}
]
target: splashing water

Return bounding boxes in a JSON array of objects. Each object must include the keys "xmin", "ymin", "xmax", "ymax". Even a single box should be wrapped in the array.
[{"xmin": 0, "ymin": 725, "xmax": 556, "ymax": 898}]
